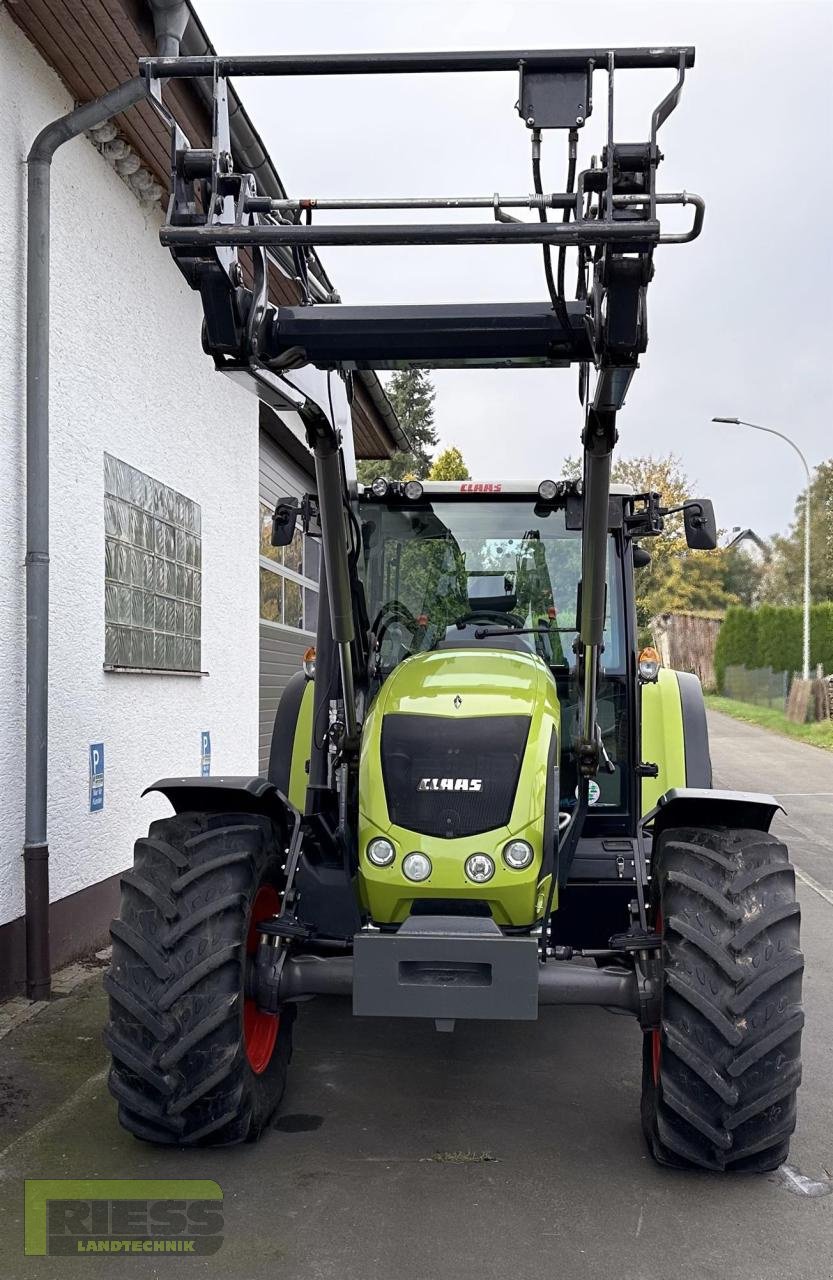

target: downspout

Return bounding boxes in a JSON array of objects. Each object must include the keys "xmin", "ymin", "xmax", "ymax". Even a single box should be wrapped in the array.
[{"xmin": 23, "ymin": 1, "xmax": 188, "ymax": 1000}]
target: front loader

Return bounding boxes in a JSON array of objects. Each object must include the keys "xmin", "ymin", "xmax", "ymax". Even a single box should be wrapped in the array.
[{"xmin": 105, "ymin": 46, "xmax": 803, "ymax": 1170}]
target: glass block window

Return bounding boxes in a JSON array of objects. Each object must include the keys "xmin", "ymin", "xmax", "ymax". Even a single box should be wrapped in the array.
[
  {"xmin": 104, "ymin": 453, "xmax": 202, "ymax": 672},
  {"xmin": 259, "ymin": 502, "xmax": 319, "ymax": 632}
]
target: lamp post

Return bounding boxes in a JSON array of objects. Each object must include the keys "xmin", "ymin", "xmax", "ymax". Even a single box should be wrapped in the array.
[{"xmin": 712, "ymin": 417, "xmax": 812, "ymax": 681}]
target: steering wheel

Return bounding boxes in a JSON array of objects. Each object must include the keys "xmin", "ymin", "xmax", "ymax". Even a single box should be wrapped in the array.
[
  {"xmin": 456, "ymin": 609, "xmax": 527, "ymax": 631},
  {"xmin": 371, "ymin": 601, "xmax": 423, "ymax": 649}
]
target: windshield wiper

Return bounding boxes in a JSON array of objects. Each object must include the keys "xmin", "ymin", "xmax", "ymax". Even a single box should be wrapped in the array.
[
  {"xmin": 473, "ymin": 624, "xmax": 576, "ymax": 638},
  {"xmin": 473, "ymin": 625, "xmax": 550, "ymax": 639}
]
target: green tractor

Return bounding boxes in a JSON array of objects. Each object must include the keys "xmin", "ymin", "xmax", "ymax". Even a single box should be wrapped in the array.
[{"xmin": 106, "ymin": 44, "xmax": 803, "ymax": 1170}]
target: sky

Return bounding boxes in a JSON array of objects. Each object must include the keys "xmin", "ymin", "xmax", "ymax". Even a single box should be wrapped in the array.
[{"xmin": 198, "ymin": 0, "xmax": 832, "ymax": 540}]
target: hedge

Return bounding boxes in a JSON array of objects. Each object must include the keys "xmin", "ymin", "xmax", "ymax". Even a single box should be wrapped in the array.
[{"xmin": 714, "ymin": 602, "xmax": 833, "ymax": 691}]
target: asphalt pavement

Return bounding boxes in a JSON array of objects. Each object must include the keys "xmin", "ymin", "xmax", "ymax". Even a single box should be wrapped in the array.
[{"xmin": 0, "ymin": 709, "xmax": 831, "ymax": 1279}]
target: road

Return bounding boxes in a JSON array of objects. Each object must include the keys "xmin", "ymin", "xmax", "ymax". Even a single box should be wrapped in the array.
[{"xmin": 1, "ymin": 710, "xmax": 831, "ymax": 1279}]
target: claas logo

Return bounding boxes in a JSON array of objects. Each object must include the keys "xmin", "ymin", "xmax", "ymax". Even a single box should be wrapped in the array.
[{"xmin": 418, "ymin": 778, "xmax": 482, "ymax": 792}]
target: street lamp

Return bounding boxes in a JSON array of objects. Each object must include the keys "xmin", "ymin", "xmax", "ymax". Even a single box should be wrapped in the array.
[{"xmin": 712, "ymin": 416, "xmax": 812, "ymax": 681}]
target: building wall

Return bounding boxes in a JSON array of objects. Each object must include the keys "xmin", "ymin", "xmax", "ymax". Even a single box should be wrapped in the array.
[{"xmin": 0, "ymin": 11, "xmax": 259, "ymax": 976}]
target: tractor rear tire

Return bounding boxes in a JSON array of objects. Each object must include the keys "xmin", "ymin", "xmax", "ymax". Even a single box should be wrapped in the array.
[
  {"xmin": 105, "ymin": 811, "xmax": 295, "ymax": 1146},
  {"xmin": 642, "ymin": 825, "xmax": 803, "ymax": 1172}
]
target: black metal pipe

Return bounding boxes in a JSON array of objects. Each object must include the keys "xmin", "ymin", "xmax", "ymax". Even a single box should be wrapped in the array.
[
  {"xmin": 267, "ymin": 300, "xmax": 592, "ymax": 369},
  {"xmin": 306, "ymin": 552, "xmax": 334, "ymax": 814},
  {"xmin": 141, "ymin": 47, "xmax": 695, "ymax": 78},
  {"xmin": 537, "ymin": 961, "xmax": 639, "ymax": 1012},
  {"xmin": 579, "ymin": 404, "xmax": 619, "ymax": 650},
  {"xmin": 161, "ymin": 219, "xmax": 660, "ymax": 249},
  {"xmin": 280, "ymin": 954, "xmax": 354, "ymax": 1000},
  {"xmin": 267, "ymin": 193, "xmax": 578, "ymax": 212},
  {"xmin": 310, "ymin": 433, "xmax": 357, "ymax": 743},
  {"xmin": 24, "ymin": 75, "xmax": 149, "ymax": 1001},
  {"xmin": 277, "ymin": 952, "xmax": 639, "ymax": 1013}
]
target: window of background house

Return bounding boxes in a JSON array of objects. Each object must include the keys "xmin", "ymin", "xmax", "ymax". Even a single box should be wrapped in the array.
[
  {"xmin": 104, "ymin": 453, "xmax": 202, "ymax": 672},
  {"xmin": 259, "ymin": 502, "xmax": 320, "ymax": 633}
]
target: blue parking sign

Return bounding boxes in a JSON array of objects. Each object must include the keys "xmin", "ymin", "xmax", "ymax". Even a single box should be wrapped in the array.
[
  {"xmin": 201, "ymin": 731, "xmax": 211, "ymax": 776},
  {"xmin": 89, "ymin": 742, "xmax": 104, "ymax": 812}
]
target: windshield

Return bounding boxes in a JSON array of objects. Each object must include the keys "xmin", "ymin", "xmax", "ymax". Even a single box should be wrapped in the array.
[{"xmin": 357, "ymin": 499, "xmax": 623, "ymax": 673}]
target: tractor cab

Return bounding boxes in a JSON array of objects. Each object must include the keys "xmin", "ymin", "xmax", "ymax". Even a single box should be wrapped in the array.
[{"xmin": 357, "ymin": 478, "xmax": 633, "ymax": 828}]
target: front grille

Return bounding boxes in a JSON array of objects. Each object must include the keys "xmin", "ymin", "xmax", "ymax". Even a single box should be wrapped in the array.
[{"xmin": 381, "ymin": 713, "xmax": 530, "ymax": 838}]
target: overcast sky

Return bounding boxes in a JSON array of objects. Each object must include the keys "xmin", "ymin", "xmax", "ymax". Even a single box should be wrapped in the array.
[{"xmin": 199, "ymin": 0, "xmax": 832, "ymax": 538}]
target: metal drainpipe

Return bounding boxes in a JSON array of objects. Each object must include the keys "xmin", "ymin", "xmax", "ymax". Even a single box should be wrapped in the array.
[{"xmin": 24, "ymin": 77, "xmax": 150, "ymax": 1000}]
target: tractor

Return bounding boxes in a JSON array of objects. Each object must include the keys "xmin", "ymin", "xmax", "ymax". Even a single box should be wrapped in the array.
[{"xmin": 105, "ymin": 45, "xmax": 803, "ymax": 1170}]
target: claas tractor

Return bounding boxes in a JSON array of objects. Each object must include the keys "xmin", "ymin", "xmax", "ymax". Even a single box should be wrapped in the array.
[{"xmin": 105, "ymin": 45, "xmax": 803, "ymax": 1170}]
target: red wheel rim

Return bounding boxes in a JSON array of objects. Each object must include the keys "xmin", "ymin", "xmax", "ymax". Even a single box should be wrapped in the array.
[
  {"xmin": 651, "ymin": 908, "xmax": 663, "ymax": 1085},
  {"xmin": 244, "ymin": 884, "xmax": 281, "ymax": 1075}
]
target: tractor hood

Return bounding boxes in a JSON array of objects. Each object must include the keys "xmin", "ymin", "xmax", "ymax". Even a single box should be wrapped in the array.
[
  {"xmin": 372, "ymin": 647, "xmax": 553, "ymax": 720},
  {"xmin": 358, "ymin": 648, "xmax": 561, "ymax": 928}
]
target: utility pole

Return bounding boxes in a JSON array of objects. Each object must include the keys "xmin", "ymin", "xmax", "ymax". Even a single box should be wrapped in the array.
[{"xmin": 713, "ymin": 417, "xmax": 812, "ymax": 681}]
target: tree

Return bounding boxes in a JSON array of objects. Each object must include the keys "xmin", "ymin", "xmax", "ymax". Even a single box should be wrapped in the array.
[
  {"xmin": 428, "ymin": 446, "xmax": 470, "ymax": 480},
  {"xmin": 357, "ymin": 369, "xmax": 438, "ymax": 485},
  {"xmin": 562, "ymin": 452, "xmax": 737, "ymax": 634},
  {"xmin": 760, "ymin": 459, "xmax": 833, "ymax": 605}
]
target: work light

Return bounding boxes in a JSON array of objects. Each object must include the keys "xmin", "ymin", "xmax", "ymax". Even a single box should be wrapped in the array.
[
  {"xmin": 367, "ymin": 838, "xmax": 396, "ymax": 867},
  {"xmin": 403, "ymin": 480, "xmax": 424, "ymax": 501},
  {"xmin": 638, "ymin": 646, "xmax": 661, "ymax": 683},
  {"xmin": 503, "ymin": 840, "xmax": 534, "ymax": 870},
  {"xmin": 537, "ymin": 479, "xmax": 558, "ymax": 502},
  {"xmin": 370, "ymin": 476, "xmax": 389, "ymax": 498},
  {"xmin": 403, "ymin": 852, "xmax": 432, "ymax": 882},
  {"xmin": 465, "ymin": 853, "xmax": 495, "ymax": 883}
]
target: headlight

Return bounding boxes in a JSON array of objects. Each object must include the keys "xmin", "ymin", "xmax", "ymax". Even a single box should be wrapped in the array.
[
  {"xmin": 403, "ymin": 480, "xmax": 424, "ymax": 501},
  {"xmin": 370, "ymin": 476, "xmax": 389, "ymax": 498},
  {"xmin": 537, "ymin": 479, "xmax": 558, "ymax": 502},
  {"xmin": 367, "ymin": 838, "xmax": 395, "ymax": 867},
  {"xmin": 503, "ymin": 839, "xmax": 534, "ymax": 870},
  {"xmin": 403, "ymin": 852, "xmax": 432, "ymax": 882},
  {"xmin": 465, "ymin": 853, "xmax": 495, "ymax": 883},
  {"xmin": 638, "ymin": 646, "xmax": 661, "ymax": 683}
]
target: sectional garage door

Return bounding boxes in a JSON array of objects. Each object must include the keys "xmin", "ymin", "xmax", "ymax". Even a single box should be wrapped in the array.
[{"xmin": 258, "ymin": 430, "xmax": 318, "ymax": 774}]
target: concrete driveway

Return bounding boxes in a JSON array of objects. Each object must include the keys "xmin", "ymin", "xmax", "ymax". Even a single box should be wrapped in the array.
[{"xmin": 1, "ymin": 709, "xmax": 831, "ymax": 1279}]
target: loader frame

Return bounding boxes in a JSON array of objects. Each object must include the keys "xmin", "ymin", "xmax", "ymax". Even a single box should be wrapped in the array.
[
  {"xmin": 143, "ymin": 44, "xmax": 703, "ymax": 787},
  {"xmin": 139, "ymin": 43, "xmax": 783, "ymax": 1020}
]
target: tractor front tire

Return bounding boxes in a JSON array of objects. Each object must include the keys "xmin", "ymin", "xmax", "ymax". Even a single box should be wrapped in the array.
[
  {"xmin": 105, "ymin": 811, "xmax": 295, "ymax": 1146},
  {"xmin": 642, "ymin": 826, "xmax": 803, "ymax": 1172}
]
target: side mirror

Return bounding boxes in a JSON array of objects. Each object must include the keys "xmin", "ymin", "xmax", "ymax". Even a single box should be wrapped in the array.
[
  {"xmin": 684, "ymin": 498, "xmax": 717, "ymax": 550},
  {"xmin": 632, "ymin": 544, "xmax": 652, "ymax": 569},
  {"xmin": 271, "ymin": 497, "xmax": 299, "ymax": 548}
]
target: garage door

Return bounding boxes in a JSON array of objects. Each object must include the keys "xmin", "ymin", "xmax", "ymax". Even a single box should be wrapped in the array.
[{"xmin": 259, "ymin": 431, "xmax": 318, "ymax": 774}]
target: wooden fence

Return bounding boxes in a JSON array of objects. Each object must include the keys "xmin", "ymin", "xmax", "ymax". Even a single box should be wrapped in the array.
[{"xmin": 651, "ymin": 613, "xmax": 723, "ymax": 692}]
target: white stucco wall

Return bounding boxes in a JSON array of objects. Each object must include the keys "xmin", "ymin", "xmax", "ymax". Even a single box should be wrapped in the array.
[{"xmin": 0, "ymin": 9, "xmax": 260, "ymax": 927}]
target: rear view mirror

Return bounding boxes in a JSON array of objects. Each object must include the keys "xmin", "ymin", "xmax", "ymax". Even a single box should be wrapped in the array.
[
  {"xmin": 271, "ymin": 497, "xmax": 299, "ymax": 548},
  {"xmin": 684, "ymin": 498, "xmax": 717, "ymax": 550}
]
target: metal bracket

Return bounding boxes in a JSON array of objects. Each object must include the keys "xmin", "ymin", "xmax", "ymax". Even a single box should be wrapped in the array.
[{"xmin": 518, "ymin": 60, "xmax": 593, "ymax": 129}]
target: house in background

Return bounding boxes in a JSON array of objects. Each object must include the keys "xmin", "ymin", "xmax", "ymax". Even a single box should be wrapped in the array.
[
  {"xmin": 725, "ymin": 527, "xmax": 770, "ymax": 565},
  {"xmin": 0, "ymin": 0, "xmax": 404, "ymax": 999}
]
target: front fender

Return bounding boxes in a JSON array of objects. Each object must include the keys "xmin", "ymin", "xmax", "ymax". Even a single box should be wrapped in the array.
[
  {"xmin": 143, "ymin": 775, "xmax": 297, "ymax": 833},
  {"xmin": 643, "ymin": 787, "xmax": 783, "ymax": 841}
]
